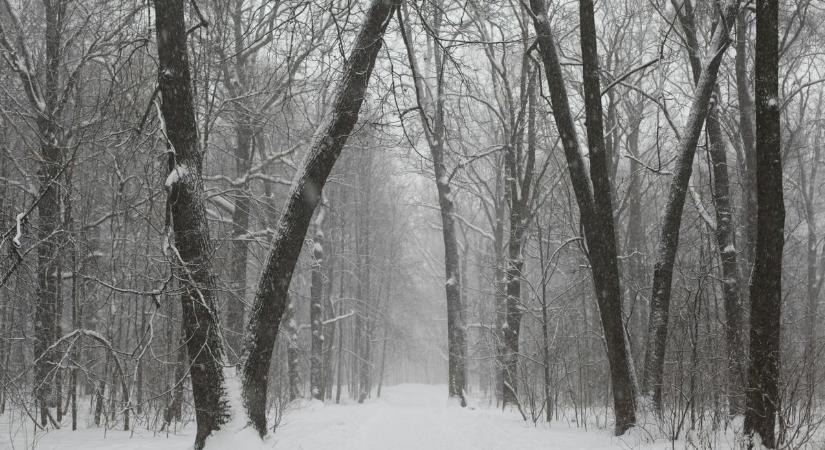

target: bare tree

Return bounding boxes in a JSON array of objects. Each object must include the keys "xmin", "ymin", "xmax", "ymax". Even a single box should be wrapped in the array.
[
  {"xmin": 528, "ymin": 0, "xmax": 638, "ymax": 434},
  {"xmin": 744, "ymin": 0, "xmax": 783, "ymax": 445}
]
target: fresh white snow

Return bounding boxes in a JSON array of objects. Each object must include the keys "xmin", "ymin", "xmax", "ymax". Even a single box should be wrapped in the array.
[{"xmin": 0, "ymin": 384, "xmax": 774, "ymax": 450}]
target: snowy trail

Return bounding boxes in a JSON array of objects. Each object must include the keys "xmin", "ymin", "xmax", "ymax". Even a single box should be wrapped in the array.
[
  {"xmin": 2, "ymin": 384, "xmax": 682, "ymax": 449},
  {"xmin": 272, "ymin": 384, "xmax": 628, "ymax": 450}
]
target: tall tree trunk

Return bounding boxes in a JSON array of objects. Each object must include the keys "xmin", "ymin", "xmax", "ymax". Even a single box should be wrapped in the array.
[
  {"xmin": 673, "ymin": 0, "xmax": 747, "ymax": 414},
  {"xmin": 493, "ymin": 169, "xmax": 506, "ymax": 405},
  {"xmin": 310, "ymin": 203, "xmax": 327, "ymax": 400},
  {"xmin": 744, "ymin": 0, "xmax": 783, "ymax": 445},
  {"xmin": 32, "ymin": 0, "xmax": 66, "ymax": 426},
  {"xmin": 239, "ymin": 0, "xmax": 397, "ymax": 435},
  {"xmin": 154, "ymin": 1, "xmax": 230, "ymax": 447},
  {"xmin": 624, "ymin": 103, "xmax": 646, "ymax": 360},
  {"xmin": 735, "ymin": 10, "xmax": 758, "ymax": 277},
  {"xmin": 357, "ymin": 154, "xmax": 372, "ymax": 403},
  {"xmin": 502, "ymin": 68, "xmax": 537, "ymax": 409},
  {"xmin": 641, "ymin": 0, "xmax": 739, "ymax": 411},
  {"xmin": 284, "ymin": 298, "xmax": 300, "ymax": 401},
  {"xmin": 529, "ymin": 0, "xmax": 638, "ymax": 434},
  {"xmin": 708, "ymin": 105, "xmax": 748, "ymax": 414},
  {"xmin": 397, "ymin": 4, "xmax": 467, "ymax": 405},
  {"xmin": 226, "ymin": 124, "xmax": 253, "ymax": 358}
]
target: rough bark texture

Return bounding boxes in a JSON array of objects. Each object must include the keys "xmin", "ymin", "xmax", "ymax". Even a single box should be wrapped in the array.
[
  {"xmin": 239, "ymin": 0, "xmax": 397, "ymax": 435},
  {"xmin": 154, "ymin": 1, "xmax": 230, "ymax": 447},
  {"xmin": 28, "ymin": 0, "xmax": 66, "ymax": 426},
  {"xmin": 530, "ymin": 0, "xmax": 638, "ymax": 434},
  {"xmin": 641, "ymin": 0, "xmax": 739, "ymax": 410},
  {"xmin": 744, "ymin": 0, "xmax": 783, "ymax": 446}
]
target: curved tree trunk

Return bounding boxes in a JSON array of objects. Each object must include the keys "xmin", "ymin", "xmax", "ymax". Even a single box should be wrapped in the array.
[{"xmin": 239, "ymin": 0, "xmax": 397, "ymax": 435}]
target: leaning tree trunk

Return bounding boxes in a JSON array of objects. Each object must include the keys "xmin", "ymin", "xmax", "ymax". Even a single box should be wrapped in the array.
[
  {"xmin": 672, "ymin": 0, "xmax": 747, "ymax": 414},
  {"xmin": 529, "ymin": 0, "xmax": 638, "ymax": 434},
  {"xmin": 154, "ymin": 1, "xmax": 230, "ymax": 447},
  {"xmin": 744, "ymin": 0, "xmax": 783, "ymax": 446},
  {"xmin": 239, "ymin": 0, "xmax": 397, "ymax": 436},
  {"xmin": 641, "ymin": 0, "xmax": 739, "ymax": 411}
]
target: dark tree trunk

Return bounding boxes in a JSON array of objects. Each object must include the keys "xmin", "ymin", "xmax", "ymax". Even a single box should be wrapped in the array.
[
  {"xmin": 502, "ymin": 69, "xmax": 537, "ymax": 409},
  {"xmin": 529, "ymin": 0, "xmax": 638, "ymax": 434},
  {"xmin": 744, "ymin": 0, "xmax": 783, "ymax": 446},
  {"xmin": 641, "ymin": 0, "xmax": 739, "ymax": 411},
  {"xmin": 239, "ymin": 0, "xmax": 397, "ymax": 435},
  {"xmin": 154, "ymin": 1, "xmax": 230, "ymax": 447},
  {"xmin": 33, "ymin": 0, "xmax": 66, "ymax": 426}
]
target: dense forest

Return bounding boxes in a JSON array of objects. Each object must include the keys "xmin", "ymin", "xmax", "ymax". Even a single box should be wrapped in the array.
[{"xmin": 0, "ymin": 0, "xmax": 818, "ymax": 448}]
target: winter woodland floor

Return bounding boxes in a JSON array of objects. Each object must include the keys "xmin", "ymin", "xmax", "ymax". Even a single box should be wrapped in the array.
[{"xmin": 1, "ymin": 384, "xmax": 762, "ymax": 449}]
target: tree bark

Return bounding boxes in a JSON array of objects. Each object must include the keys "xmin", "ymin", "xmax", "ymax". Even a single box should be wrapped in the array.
[
  {"xmin": 735, "ymin": 10, "xmax": 758, "ymax": 276},
  {"xmin": 672, "ymin": 0, "xmax": 747, "ymax": 414},
  {"xmin": 310, "ymin": 203, "xmax": 327, "ymax": 400},
  {"xmin": 529, "ymin": 0, "xmax": 638, "ymax": 434},
  {"xmin": 239, "ymin": 0, "xmax": 397, "ymax": 435},
  {"xmin": 154, "ymin": 1, "xmax": 231, "ymax": 447},
  {"xmin": 641, "ymin": 0, "xmax": 739, "ymax": 411},
  {"xmin": 226, "ymin": 124, "xmax": 253, "ymax": 358},
  {"xmin": 397, "ymin": 4, "xmax": 467, "ymax": 405},
  {"xmin": 744, "ymin": 0, "xmax": 783, "ymax": 445}
]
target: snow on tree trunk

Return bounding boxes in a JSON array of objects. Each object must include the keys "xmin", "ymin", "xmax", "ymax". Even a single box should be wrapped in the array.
[
  {"xmin": 238, "ymin": 0, "xmax": 398, "ymax": 436},
  {"xmin": 310, "ymin": 201, "xmax": 327, "ymax": 400},
  {"xmin": 744, "ymin": 0, "xmax": 783, "ymax": 446},
  {"xmin": 154, "ymin": 1, "xmax": 231, "ymax": 447},
  {"xmin": 641, "ymin": 0, "xmax": 739, "ymax": 412}
]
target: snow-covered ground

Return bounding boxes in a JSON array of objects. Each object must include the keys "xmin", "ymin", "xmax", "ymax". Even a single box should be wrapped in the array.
[{"xmin": 0, "ymin": 384, "xmax": 752, "ymax": 449}]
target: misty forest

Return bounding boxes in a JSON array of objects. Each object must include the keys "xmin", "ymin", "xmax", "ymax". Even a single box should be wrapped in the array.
[{"xmin": 0, "ymin": 0, "xmax": 817, "ymax": 448}]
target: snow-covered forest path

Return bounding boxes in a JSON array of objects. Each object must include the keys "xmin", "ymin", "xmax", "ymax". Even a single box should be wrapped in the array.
[
  {"xmin": 271, "ymin": 384, "xmax": 629, "ymax": 450},
  {"xmin": 1, "ymin": 384, "xmax": 695, "ymax": 450}
]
